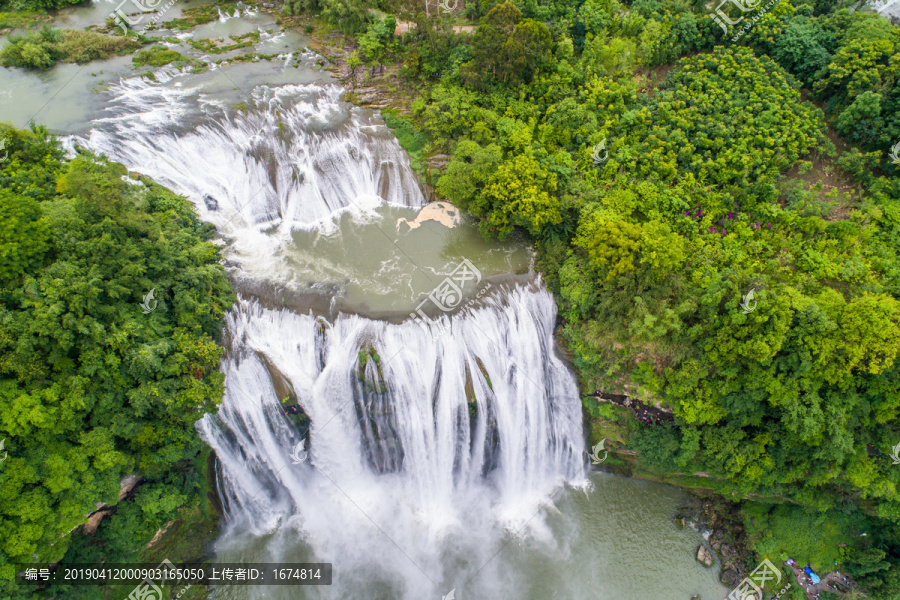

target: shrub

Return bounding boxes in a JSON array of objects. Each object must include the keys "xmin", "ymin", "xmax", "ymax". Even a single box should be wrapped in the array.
[{"xmin": 0, "ymin": 26, "xmax": 139, "ymax": 70}]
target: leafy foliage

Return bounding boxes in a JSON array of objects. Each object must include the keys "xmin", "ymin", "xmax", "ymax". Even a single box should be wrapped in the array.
[
  {"xmin": 0, "ymin": 26, "xmax": 142, "ymax": 70},
  {"xmin": 0, "ymin": 125, "xmax": 233, "ymax": 581}
]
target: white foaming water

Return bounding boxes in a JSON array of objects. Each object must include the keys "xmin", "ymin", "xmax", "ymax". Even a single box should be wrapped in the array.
[
  {"xmin": 81, "ymin": 76, "xmax": 424, "ymax": 289},
  {"xmin": 197, "ymin": 286, "xmax": 586, "ymax": 598},
  {"xmin": 80, "ymin": 72, "xmax": 586, "ymax": 597},
  {"xmin": 83, "ymin": 78, "xmax": 424, "ymax": 232}
]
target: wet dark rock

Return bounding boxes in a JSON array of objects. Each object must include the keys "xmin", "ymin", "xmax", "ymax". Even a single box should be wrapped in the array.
[{"xmin": 721, "ymin": 569, "xmax": 742, "ymax": 588}]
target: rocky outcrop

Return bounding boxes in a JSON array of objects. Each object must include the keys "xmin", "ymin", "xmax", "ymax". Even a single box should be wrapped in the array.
[
  {"xmin": 587, "ymin": 390, "xmax": 674, "ymax": 424},
  {"xmin": 82, "ymin": 474, "xmax": 144, "ymax": 535},
  {"xmin": 118, "ymin": 474, "xmax": 142, "ymax": 501},
  {"xmin": 677, "ymin": 496, "xmax": 757, "ymax": 587},
  {"xmin": 82, "ymin": 510, "xmax": 110, "ymax": 536},
  {"xmin": 697, "ymin": 545, "xmax": 715, "ymax": 567},
  {"xmin": 146, "ymin": 520, "xmax": 176, "ymax": 549}
]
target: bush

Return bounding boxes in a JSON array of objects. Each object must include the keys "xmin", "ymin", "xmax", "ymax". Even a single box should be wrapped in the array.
[
  {"xmin": 132, "ymin": 45, "xmax": 189, "ymax": 67},
  {"xmin": 0, "ymin": 26, "xmax": 140, "ymax": 70}
]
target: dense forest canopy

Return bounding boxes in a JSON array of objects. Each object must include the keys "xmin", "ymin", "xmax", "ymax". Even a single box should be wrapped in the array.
[{"xmin": 0, "ymin": 125, "xmax": 233, "ymax": 598}]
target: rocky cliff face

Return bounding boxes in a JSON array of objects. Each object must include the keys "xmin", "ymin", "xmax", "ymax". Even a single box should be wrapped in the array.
[{"xmin": 82, "ymin": 474, "xmax": 143, "ymax": 535}]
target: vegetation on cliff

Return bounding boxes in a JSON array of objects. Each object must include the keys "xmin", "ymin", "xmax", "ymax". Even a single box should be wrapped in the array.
[{"xmin": 0, "ymin": 124, "xmax": 234, "ymax": 598}]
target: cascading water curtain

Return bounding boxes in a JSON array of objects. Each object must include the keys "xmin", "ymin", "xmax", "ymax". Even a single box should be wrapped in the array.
[{"xmin": 198, "ymin": 285, "xmax": 586, "ymax": 599}]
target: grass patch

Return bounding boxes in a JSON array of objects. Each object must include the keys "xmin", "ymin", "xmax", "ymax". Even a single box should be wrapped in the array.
[
  {"xmin": 0, "ymin": 26, "xmax": 142, "ymax": 69},
  {"xmin": 0, "ymin": 9, "xmax": 51, "ymax": 30},
  {"xmin": 160, "ymin": 2, "xmax": 243, "ymax": 30},
  {"xmin": 210, "ymin": 51, "xmax": 279, "ymax": 65},
  {"xmin": 189, "ymin": 30, "xmax": 259, "ymax": 54},
  {"xmin": 132, "ymin": 44, "xmax": 189, "ymax": 67},
  {"xmin": 381, "ymin": 108, "xmax": 428, "ymax": 174},
  {"xmin": 742, "ymin": 503, "xmax": 867, "ymax": 571}
]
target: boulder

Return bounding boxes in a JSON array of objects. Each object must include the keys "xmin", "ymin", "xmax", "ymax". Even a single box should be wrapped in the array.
[
  {"xmin": 721, "ymin": 569, "xmax": 743, "ymax": 587},
  {"xmin": 82, "ymin": 510, "xmax": 108, "ymax": 535},
  {"xmin": 697, "ymin": 545, "xmax": 715, "ymax": 567}
]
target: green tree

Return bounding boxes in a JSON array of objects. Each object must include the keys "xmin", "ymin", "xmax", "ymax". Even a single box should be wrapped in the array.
[
  {"xmin": 471, "ymin": 153, "xmax": 560, "ymax": 239},
  {"xmin": 0, "ymin": 127, "xmax": 233, "ymax": 573},
  {"xmin": 460, "ymin": 2, "xmax": 552, "ymax": 90}
]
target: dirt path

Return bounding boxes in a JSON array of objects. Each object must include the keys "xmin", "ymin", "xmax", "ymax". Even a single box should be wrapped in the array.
[
  {"xmin": 789, "ymin": 565, "xmax": 856, "ymax": 599},
  {"xmin": 394, "ymin": 20, "xmax": 475, "ymax": 35},
  {"xmin": 587, "ymin": 390, "xmax": 675, "ymax": 424}
]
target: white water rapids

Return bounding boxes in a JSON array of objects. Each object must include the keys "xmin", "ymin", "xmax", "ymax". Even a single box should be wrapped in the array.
[
  {"xmin": 198, "ymin": 288, "xmax": 585, "ymax": 598},
  {"xmin": 83, "ymin": 76, "xmax": 424, "ymax": 230},
  {"xmin": 81, "ymin": 73, "xmax": 587, "ymax": 598}
]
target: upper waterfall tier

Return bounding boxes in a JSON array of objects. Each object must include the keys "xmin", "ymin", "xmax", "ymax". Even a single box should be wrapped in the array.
[{"xmin": 83, "ymin": 79, "xmax": 425, "ymax": 231}]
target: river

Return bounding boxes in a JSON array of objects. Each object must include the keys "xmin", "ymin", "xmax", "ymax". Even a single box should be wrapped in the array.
[{"xmin": 1, "ymin": 5, "xmax": 728, "ymax": 598}]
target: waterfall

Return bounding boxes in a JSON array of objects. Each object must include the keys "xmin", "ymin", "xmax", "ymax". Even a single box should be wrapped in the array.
[
  {"xmin": 78, "ymin": 72, "xmax": 585, "ymax": 598},
  {"xmin": 197, "ymin": 285, "xmax": 585, "ymax": 598},
  {"xmin": 83, "ymin": 80, "xmax": 424, "ymax": 232}
]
